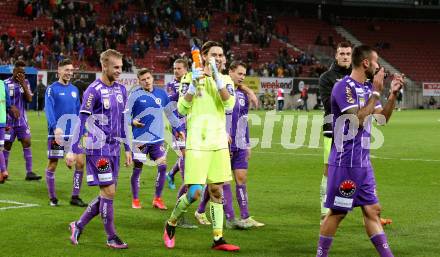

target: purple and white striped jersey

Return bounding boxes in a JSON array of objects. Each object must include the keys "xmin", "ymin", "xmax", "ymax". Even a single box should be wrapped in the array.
[
  {"xmin": 329, "ymin": 76, "xmax": 382, "ymax": 168},
  {"xmin": 228, "ymin": 88, "xmax": 250, "ymax": 151},
  {"xmin": 4, "ymin": 77, "xmax": 31, "ymax": 127},
  {"xmin": 79, "ymin": 79, "xmax": 128, "ymax": 156}
]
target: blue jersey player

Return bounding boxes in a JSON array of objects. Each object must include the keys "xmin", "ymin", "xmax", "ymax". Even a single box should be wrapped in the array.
[
  {"xmin": 126, "ymin": 68, "xmax": 183, "ymax": 210},
  {"xmin": 44, "ymin": 59, "xmax": 87, "ymax": 207}
]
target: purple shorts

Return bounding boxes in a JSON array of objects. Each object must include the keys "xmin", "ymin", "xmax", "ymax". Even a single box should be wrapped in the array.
[
  {"xmin": 132, "ymin": 142, "xmax": 166, "ymax": 163},
  {"xmin": 230, "ymin": 149, "xmax": 249, "ymax": 170},
  {"xmin": 5, "ymin": 125, "xmax": 31, "ymax": 142},
  {"xmin": 86, "ymin": 155, "xmax": 119, "ymax": 186},
  {"xmin": 325, "ymin": 165, "xmax": 378, "ymax": 212},
  {"xmin": 47, "ymin": 138, "xmax": 65, "ymax": 159},
  {"xmin": 0, "ymin": 127, "xmax": 5, "ymax": 146}
]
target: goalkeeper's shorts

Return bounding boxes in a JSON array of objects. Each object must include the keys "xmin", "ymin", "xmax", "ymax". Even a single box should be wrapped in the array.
[{"xmin": 184, "ymin": 148, "xmax": 232, "ymax": 185}]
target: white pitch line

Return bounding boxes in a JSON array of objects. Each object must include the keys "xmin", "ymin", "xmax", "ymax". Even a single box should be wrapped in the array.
[
  {"xmin": 0, "ymin": 200, "xmax": 39, "ymax": 211},
  {"xmin": 254, "ymin": 151, "xmax": 440, "ymax": 162}
]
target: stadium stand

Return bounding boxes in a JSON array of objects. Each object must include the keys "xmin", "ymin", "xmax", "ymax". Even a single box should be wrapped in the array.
[{"xmin": 341, "ymin": 19, "xmax": 440, "ymax": 82}]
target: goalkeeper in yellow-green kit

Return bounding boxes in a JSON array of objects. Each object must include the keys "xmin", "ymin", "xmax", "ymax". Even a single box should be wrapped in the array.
[{"xmin": 162, "ymin": 40, "xmax": 239, "ymax": 251}]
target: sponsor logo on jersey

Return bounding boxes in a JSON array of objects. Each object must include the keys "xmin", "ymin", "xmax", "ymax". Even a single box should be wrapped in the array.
[{"xmin": 103, "ymin": 98, "xmax": 110, "ymax": 109}]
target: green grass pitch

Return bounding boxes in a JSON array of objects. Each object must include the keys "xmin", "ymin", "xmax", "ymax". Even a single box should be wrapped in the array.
[{"xmin": 0, "ymin": 110, "xmax": 439, "ymax": 257}]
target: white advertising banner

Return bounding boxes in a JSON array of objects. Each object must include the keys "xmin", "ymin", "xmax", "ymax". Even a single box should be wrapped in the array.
[
  {"xmin": 259, "ymin": 77, "xmax": 294, "ymax": 93},
  {"xmin": 96, "ymin": 72, "xmax": 138, "ymax": 92},
  {"xmin": 37, "ymin": 70, "xmax": 47, "ymax": 86},
  {"xmin": 423, "ymin": 82, "xmax": 440, "ymax": 96}
]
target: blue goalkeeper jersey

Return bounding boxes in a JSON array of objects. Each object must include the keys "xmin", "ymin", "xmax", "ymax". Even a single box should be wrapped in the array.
[
  {"xmin": 45, "ymin": 81, "xmax": 80, "ymax": 136},
  {"xmin": 126, "ymin": 86, "xmax": 182, "ymax": 144}
]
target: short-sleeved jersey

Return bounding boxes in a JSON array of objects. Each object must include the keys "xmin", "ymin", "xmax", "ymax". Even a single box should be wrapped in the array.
[
  {"xmin": 166, "ymin": 78, "xmax": 186, "ymax": 132},
  {"xmin": 80, "ymin": 79, "xmax": 127, "ymax": 156},
  {"xmin": 45, "ymin": 81, "xmax": 80, "ymax": 136},
  {"xmin": 229, "ymin": 88, "xmax": 250, "ymax": 151},
  {"xmin": 178, "ymin": 73, "xmax": 235, "ymax": 151},
  {"xmin": 4, "ymin": 77, "xmax": 32, "ymax": 127},
  {"xmin": 127, "ymin": 86, "xmax": 181, "ymax": 144},
  {"xmin": 329, "ymin": 76, "xmax": 382, "ymax": 168}
]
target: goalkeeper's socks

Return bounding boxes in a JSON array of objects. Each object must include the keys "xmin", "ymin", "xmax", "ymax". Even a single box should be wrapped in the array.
[
  {"xmin": 210, "ymin": 201, "xmax": 224, "ymax": 241},
  {"xmin": 169, "ymin": 194, "xmax": 191, "ymax": 224}
]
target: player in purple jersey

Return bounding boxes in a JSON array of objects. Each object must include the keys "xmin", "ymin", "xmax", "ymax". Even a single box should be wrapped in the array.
[
  {"xmin": 3, "ymin": 60, "xmax": 42, "ymax": 181},
  {"xmin": 316, "ymin": 45, "xmax": 404, "ymax": 257},
  {"xmin": 0, "ymin": 78, "xmax": 19, "ymax": 183},
  {"xmin": 66, "ymin": 49, "xmax": 132, "ymax": 249},
  {"xmin": 44, "ymin": 59, "xmax": 87, "ymax": 207},
  {"xmin": 223, "ymin": 61, "xmax": 264, "ymax": 229},
  {"xmin": 165, "ymin": 59, "xmax": 188, "ymax": 191}
]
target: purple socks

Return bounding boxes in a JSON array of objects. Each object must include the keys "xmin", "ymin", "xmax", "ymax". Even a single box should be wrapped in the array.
[
  {"xmin": 77, "ymin": 196, "xmax": 100, "ymax": 230},
  {"xmin": 131, "ymin": 167, "xmax": 142, "ymax": 199},
  {"xmin": 371, "ymin": 232, "xmax": 394, "ymax": 257},
  {"xmin": 71, "ymin": 170, "xmax": 83, "ymax": 197},
  {"xmin": 155, "ymin": 164, "xmax": 167, "ymax": 198},
  {"xmin": 46, "ymin": 170, "xmax": 56, "ymax": 199},
  {"xmin": 23, "ymin": 147, "xmax": 32, "ymax": 174},
  {"xmin": 100, "ymin": 197, "xmax": 116, "ymax": 240}
]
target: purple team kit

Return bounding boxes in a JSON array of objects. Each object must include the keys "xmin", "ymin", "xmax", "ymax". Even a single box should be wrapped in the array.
[
  {"xmin": 326, "ymin": 76, "xmax": 382, "ymax": 211},
  {"xmin": 229, "ymin": 88, "xmax": 250, "ymax": 170},
  {"xmin": 73, "ymin": 79, "xmax": 128, "ymax": 186},
  {"xmin": 4, "ymin": 78, "xmax": 32, "ymax": 141}
]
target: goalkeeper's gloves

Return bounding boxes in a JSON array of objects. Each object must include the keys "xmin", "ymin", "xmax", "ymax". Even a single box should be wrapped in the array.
[
  {"xmin": 187, "ymin": 83, "xmax": 196, "ymax": 95},
  {"xmin": 209, "ymin": 57, "xmax": 224, "ymax": 90}
]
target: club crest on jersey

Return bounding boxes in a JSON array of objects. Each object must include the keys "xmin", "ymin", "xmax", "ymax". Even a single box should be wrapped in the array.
[
  {"xmin": 116, "ymin": 94, "xmax": 123, "ymax": 103},
  {"xmin": 339, "ymin": 180, "xmax": 356, "ymax": 197},
  {"xmin": 71, "ymin": 91, "xmax": 77, "ymax": 98},
  {"xmin": 239, "ymin": 98, "xmax": 245, "ymax": 106},
  {"xmin": 19, "ymin": 87, "xmax": 24, "ymax": 93},
  {"xmin": 96, "ymin": 158, "xmax": 110, "ymax": 172},
  {"xmin": 155, "ymin": 98, "xmax": 162, "ymax": 105},
  {"xmin": 345, "ymin": 86, "xmax": 355, "ymax": 104},
  {"xmin": 103, "ymin": 98, "xmax": 110, "ymax": 109}
]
